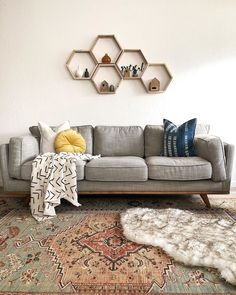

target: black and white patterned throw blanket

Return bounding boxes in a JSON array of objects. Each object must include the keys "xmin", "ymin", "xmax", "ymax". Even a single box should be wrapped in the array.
[{"xmin": 30, "ymin": 152, "xmax": 100, "ymax": 221}]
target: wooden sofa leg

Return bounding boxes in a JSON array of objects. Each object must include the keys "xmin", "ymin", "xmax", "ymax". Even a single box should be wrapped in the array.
[{"xmin": 200, "ymin": 194, "xmax": 211, "ymax": 208}]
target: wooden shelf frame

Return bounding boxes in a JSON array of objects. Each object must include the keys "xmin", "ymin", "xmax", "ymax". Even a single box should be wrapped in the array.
[
  {"xmin": 90, "ymin": 35, "xmax": 123, "ymax": 64},
  {"xmin": 66, "ymin": 50, "xmax": 97, "ymax": 80},
  {"xmin": 65, "ymin": 35, "xmax": 173, "ymax": 94},
  {"xmin": 91, "ymin": 64, "xmax": 123, "ymax": 95},
  {"xmin": 116, "ymin": 49, "xmax": 148, "ymax": 80},
  {"xmin": 140, "ymin": 63, "xmax": 173, "ymax": 94}
]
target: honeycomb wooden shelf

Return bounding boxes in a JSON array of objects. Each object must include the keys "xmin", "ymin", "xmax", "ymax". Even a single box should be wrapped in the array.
[
  {"xmin": 141, "ymin": 63, "xmax": 173, "ymax": 94},
  {"xmin": 116, "ymin": 49, "xmax": 148, "ymax": 80},
  {"xmin": 65, "ymin": 35, "xmax": 173, "ymax": 94},
  {"xmin": 91, "ymin": 64, "xmax": 123, "ymax": 95},
  {"xmin": 90, "ymin": 35, "xmax": 123, "ymax": 64},
  {"xmin": 66, "ymin": 50, "xmax": 97, "ymax": 80}
]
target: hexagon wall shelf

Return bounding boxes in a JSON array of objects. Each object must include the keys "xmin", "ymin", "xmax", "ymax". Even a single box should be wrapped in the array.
[
  {"xmin": 90, "ymin": 35, "xmax": 122, "ymax": 64},
  {"xmin": 66, "ymin": 50, "xmax": 97, "ymax": 80},
  {"xmin": 65, "ymin": 35, "xmax": 172, "ymax": 94},
  {"xmin": 91, "ymin": 64, "xmax": 122, "ymax": 94},
  {"xmin": 141, "ymin": 63, "xmax": 173, "ymax": 94},
  {"xmin": 116, "ymin": 49, "xmax": 148, "ymax": 80}
]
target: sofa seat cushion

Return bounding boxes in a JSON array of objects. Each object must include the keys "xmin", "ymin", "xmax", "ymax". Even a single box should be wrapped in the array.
[
  {"xmin": 20, "ymin": 159, "xmax": 86, "ymax": 181},
  {"xmin": 146, "ymin": 156, "xmax": 212, "ymax": 181},
  {"xmin": 85, "ymin": 156, "xmax": 148, "ymax": 181}
]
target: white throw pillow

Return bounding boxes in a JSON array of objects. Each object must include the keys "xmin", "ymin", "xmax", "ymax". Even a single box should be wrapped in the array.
[{"xmin": 38, "ymin": 121, "xmax": 70, "ymax": 153}]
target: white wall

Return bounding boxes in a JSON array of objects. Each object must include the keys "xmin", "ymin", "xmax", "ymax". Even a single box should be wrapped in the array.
[{"xmin": 0, "ymin": 0, "xmax": 236, "ymax": 186}]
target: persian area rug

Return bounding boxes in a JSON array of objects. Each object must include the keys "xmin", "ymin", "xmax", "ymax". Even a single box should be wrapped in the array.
[
  {"xmin": 121, "ymin": 207, "xmax": 236, "ymax": 286},
  {"xmin": 0, "ymin": 195, "xmax": 236, "ymax": 294}
]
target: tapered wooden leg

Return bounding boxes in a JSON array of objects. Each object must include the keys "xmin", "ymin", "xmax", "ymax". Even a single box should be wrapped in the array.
[{"xmin": 200, "ymin": 194, "xmax": 211, "ymax": 208}]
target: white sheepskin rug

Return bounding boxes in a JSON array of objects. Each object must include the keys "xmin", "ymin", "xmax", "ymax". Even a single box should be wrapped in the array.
[{"xmin": 120, "ymin": 207, "xmax": 236, "ymax": 285}]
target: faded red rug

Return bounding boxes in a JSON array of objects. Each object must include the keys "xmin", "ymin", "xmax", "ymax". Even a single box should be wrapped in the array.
[{"xmin": 0, "ymin": 195, "xmax": 236, "ymax": 294}]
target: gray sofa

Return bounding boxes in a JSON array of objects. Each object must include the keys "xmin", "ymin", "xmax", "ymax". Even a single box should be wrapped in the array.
[{"xmin": 0, "ymin": 125, "xmax": 234, "ymax": 207}]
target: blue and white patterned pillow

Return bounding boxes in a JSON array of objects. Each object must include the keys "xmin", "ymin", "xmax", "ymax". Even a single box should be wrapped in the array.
[{"xmin": 163, "ymin": 118, "xmax": 197, "ymax": 157}]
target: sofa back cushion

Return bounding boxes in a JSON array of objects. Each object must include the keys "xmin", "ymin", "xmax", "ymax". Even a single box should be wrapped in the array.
[
  {"xmin": 94, "ymin": 126, "xmax": 144, "ymax": 157},
  {"xmin": 144, "ymin": 124, "xmax": 210, "ymax": 157},
  {"xmin": 29, "ymin": 125, "xmax": 93, "ymax": 154}
]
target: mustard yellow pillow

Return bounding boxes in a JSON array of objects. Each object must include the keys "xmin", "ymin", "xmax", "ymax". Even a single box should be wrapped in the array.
[{"xmin": 54, "ymin": 129, "xmax": 86, "ymax": 153}]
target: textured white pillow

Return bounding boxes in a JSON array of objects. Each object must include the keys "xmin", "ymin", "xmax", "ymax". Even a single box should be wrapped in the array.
[{"xmin": 38, "ymin": 121, "xmax": 70, "ymax": 153}]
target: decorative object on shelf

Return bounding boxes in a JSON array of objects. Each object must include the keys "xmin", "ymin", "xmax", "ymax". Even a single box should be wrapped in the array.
[
  {"xmin": 102, "ymin": 53, "xmax": 111, "ymax": 64},
  {"xmin": 120, "ymin": 63, "xmax": 145, "ymax": 78},
  {"xmin": 121, "ymin": 66, "xmax": 131, "ymax": 78},
  {"xmin": 140, "ymin": 62, "xmax": 144, "ymax": 72},
  {"xmin": 132, "ymin": 66, "xmax": 139, "ymax": 77},
  {"xmin": 124, "ymin": 68, "xmax": 130, "ymax": 78},
  {"xmin": 84, "ymin": 68, "xmax": 90, "ymax": 78},
  {"xmin": 149, "ymin": 78, "xmax": 160, "ymax": 92},
  {"xmin": 74, "ymin": 66, "xmax": 80, "ymax": 78},
  {"xmin": 100, "ymin": 80, "xmax": 109, "ymax": 92},
  {"xmin": 123, "ymin": 68, "xmax": 130, "ymax": 78},
  {"xmin": 109, "ymin": 85, "xmax": 115, "ymax": 92},
  {"xmin": 65, "ymin": 35, "xmax": 172, "ymax": 94}
]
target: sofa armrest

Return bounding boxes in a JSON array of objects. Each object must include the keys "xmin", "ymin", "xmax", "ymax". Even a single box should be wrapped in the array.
[
  {"xmin": 194, "ymin": 135, "xmax": 226, "ymax": 182},
  {"xmin": 9, "ymin": 135, "xmax": 39, "ymax": 179},
  {"xmin": 0, "ymin": 144, "xmax": 11, "ymax": 189},
  {"xmin": 222, "ymin": 142, "xmax": 235, "ymax": 191}
]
